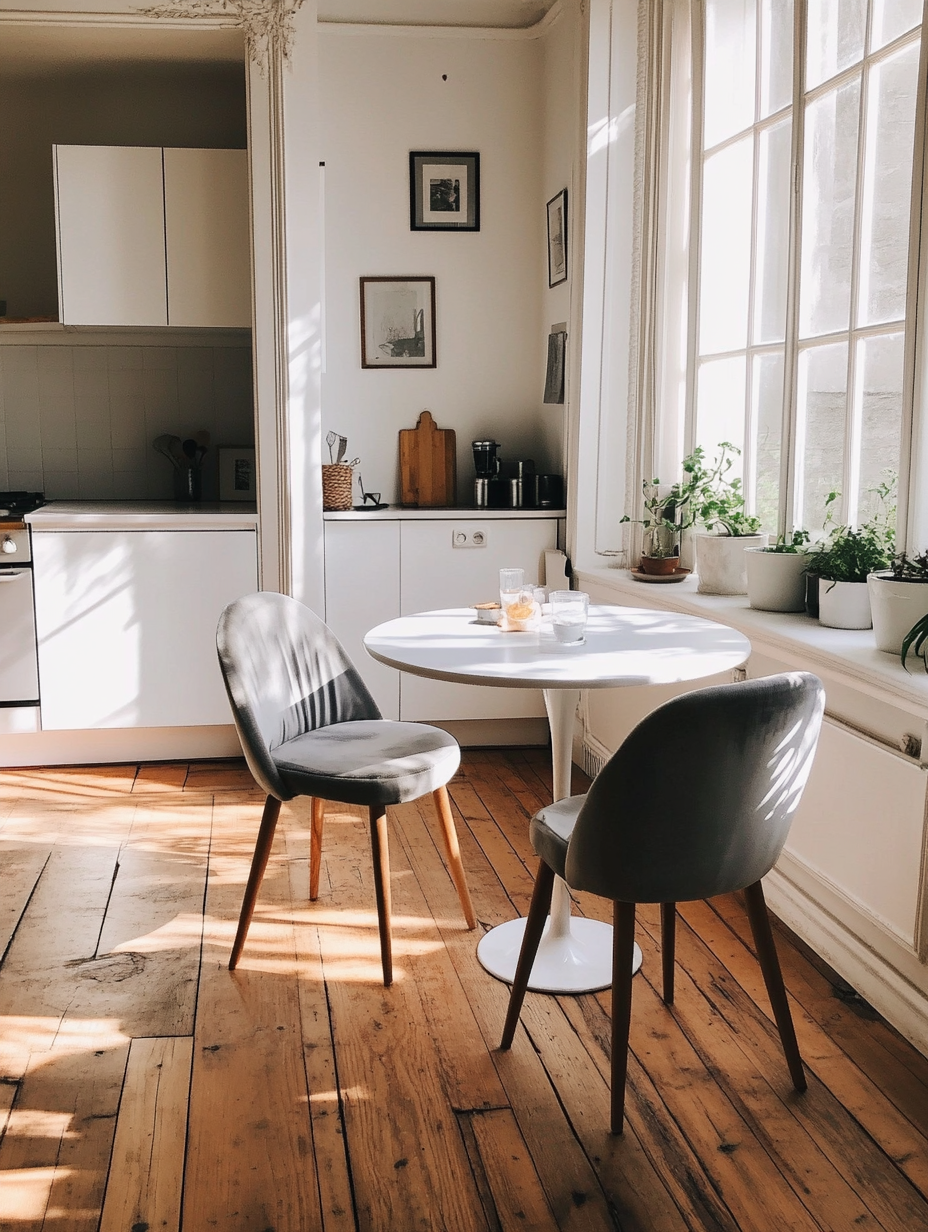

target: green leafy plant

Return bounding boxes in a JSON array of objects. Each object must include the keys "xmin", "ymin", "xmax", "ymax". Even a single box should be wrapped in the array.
[
  {"xmin": 763, "ymin": 530, "xmax": 811, "ymax": 554},
  {"xmin": 689, "ymin": 442, "xmax": 763, "ymax": 536},
  {"xmin": 812, "ymin": 526, "xmax": 891, "ymax": 584}
]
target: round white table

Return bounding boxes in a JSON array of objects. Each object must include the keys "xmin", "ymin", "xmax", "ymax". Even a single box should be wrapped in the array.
[{"xmin": 364, "ymin": 604, "xmax": 751, "ymax": 994}]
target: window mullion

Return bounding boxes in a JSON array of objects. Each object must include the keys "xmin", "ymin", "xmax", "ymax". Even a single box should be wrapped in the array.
[
  {"xmin": 780, "ymin": 0, "xmax": 807, "ymax": 536},
  {"xmin": 683, "ymin": 0, "xmax": 706, "ymax": 462}
]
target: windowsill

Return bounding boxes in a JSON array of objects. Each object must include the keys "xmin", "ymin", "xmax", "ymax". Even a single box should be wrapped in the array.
[{"xmin": 574, "ymin": 564, "xmax": 928, "ymax": 721}]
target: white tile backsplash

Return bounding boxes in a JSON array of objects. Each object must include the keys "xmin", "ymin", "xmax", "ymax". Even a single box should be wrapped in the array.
[{"xmin": 0, "ymin": 343, "xmax": 253, "ymax": 500}]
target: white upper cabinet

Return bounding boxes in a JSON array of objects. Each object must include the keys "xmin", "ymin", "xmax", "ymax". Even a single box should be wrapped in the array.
[
  {"xmin": 164, "ymin": 148, "xmax": 251, "ymax": 328},
  {"xmin": 53, "ymin": 144, "xmax": 251, "ymax": 328},
  {"xmin": 54, "ymin": 145, "xmax": 168, "ymax": 326}
]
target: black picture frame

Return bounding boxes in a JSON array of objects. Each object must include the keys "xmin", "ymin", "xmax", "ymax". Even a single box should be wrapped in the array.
[
  {"xmin": 409, "ymin": 151, "xmax": 480, "ymax": 231},
  {"xmin": 547, "ymin": 188, "xmax": 568, "ymax": 287},
  {"xmin": 360, "ymin": 276, "xmax": 437, "ymax": 369}
]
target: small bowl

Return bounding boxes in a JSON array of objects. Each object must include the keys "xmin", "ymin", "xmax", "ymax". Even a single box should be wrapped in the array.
[{"xmin": 474, "ymin": 602, "xmax": 501, "ymax": 625}]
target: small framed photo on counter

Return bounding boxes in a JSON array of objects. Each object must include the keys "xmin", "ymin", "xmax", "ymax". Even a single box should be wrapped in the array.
[
  {"xmin": 219, "ymin": 447, "xmax": 257, "ymax": 501},
  {"xmin": 409, "ymin": 152, "xmax": 480, "ymax": 231}
]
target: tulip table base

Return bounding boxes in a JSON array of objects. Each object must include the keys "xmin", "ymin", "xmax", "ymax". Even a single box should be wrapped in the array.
[{"xmin": 476, "ymin": 688, "xmax": 642, "ymax": 993}]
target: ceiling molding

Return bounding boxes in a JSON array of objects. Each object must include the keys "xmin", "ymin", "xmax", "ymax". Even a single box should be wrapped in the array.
[{"xmin": 318, "ymin": 0, "xmax": 563, "ymax": 39}]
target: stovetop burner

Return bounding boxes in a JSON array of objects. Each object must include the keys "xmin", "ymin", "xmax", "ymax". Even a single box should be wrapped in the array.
[{"xmin": 0, "ymin": 492, "xmax": 45, "ymax": 520}]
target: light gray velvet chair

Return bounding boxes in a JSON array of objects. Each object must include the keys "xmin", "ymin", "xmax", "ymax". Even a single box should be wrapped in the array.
[
  {"xmin": 217, "ymin": 591, "xmax": 476, "ymax": 986},
  {"xmin": 500, "ymin": 671, "xmax": 825, "ymax": 1134}
]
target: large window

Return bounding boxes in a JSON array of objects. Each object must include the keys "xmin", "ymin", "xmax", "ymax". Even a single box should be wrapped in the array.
[{"xmin": 691, "ymin": 0, "xmax": 923, "ymax": 535}]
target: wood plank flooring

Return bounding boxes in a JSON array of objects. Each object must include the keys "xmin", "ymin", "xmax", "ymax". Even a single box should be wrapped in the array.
[{"xmin": 1, "ymin": 749, "xmax": 927, "ymax": 1231}]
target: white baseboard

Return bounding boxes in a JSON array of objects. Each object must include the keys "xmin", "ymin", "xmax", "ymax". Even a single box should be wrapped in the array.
[{"xmin": 0, "ymin": 725, "xmax": 242, "ymax": 768}]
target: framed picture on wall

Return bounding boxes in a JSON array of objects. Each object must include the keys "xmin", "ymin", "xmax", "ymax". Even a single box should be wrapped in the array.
[
  {"xmin": 219, "ymin": 447, "xmax": 257, "ymax": 501},
  {"xmin": 547, "ymin": 189, "xmax": 568, "ymax": 287},
  {"xmin": 409, "ymin": 152, "xmax": 480, "ymax": 231},
  {"xmin": 360, "ymin": 276, "xmax": 437, "ymax": 368}
]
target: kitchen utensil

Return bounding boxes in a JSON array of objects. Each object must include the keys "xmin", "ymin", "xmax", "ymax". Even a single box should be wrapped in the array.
[
  {"xmin": 336, "ymin": 435, "xmax": 348, "ymax": 464},
  {"xmin": 399, "ymin": 410, "xmax": 456, "ymax": 507},
  {"xmin": 182, "ymin": 438, "xmax": 197, "ymax": 461},
  {"xmin": 326, "ymin": 431, "xmax": 337, "ymax": 464},
  {"xmin": 153, "ymin": 435, "xmax": 184, "ymax": 470}
]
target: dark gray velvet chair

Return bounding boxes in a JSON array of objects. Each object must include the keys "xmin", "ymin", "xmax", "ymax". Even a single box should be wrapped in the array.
[
  {"xmin": 217, "ymin": 591, "xmax": 476, "ymax": 985},
  {"xmin": 500, "ymin": 671, "xmax": 825, "ymax": 1133}
]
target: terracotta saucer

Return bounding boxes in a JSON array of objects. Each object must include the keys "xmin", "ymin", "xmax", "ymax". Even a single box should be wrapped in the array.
[{"xmin": 630, "ymin": 567, "xmax": 692, "ymax": 584}]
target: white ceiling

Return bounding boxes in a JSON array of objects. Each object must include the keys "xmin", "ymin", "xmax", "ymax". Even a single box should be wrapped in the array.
[{"xmin": 0, "ymin": 0, "xmax": 557, "ymax": 74}]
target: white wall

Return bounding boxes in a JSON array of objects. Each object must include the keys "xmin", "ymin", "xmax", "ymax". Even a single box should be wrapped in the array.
[{"xmin": 319, "ymin": 25, "xmax": 554, "ymax": 506}]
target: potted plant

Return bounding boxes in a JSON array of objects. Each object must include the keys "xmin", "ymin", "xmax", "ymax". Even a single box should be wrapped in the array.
[
  {"xmin": 745, "ymin": 531, "xmax": 812, "ymax": 612},
  {"xmin": 690, "ymin": 443, "xmax": 767, "ymax": 594},
  {"xmin": 813, "ymin": 525, "xmax": 891, "ymax": 629},
  {"xmin": 868, "ymin": 551, "xmax": 928, "ymax": 655},
  {"xmin": 620, "ymin": 463, "xmax": 705, "ymax": 575}
]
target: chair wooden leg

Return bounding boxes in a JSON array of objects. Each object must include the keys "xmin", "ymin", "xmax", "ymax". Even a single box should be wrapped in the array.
[
  {"xmin": 743, "ymin": 881, "xmax": 807, "ymax": 1092},
  {"xmin": 661, "ymin": 902, "xmax": 676, "ymax": 1004},
  {"xmin": 611, "ymin": 901, "xmax": 636, "ymax": 1135},
  {"xmin": 309, "ymin": 797, "xmax": 325, "ymax": 901},
  {"xmin": 229, "ymin": 794, "xmax": 282, "ymax": 970},
  {"xmin": 432, "ymin": 785, "xmax": 477, "ymax": 930},
  {"xmin": 500, "ymin": 861, "xmax": 555, "ymax": 1049},
  {"xmin": 369, "ymin": 805, "xmax": 393, "ymax": 987}
]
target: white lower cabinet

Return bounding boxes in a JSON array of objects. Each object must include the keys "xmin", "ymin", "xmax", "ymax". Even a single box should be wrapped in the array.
[
  {"xmin": 33, "ymin": 530, "xmax": 258, "ymax": 730},
  {"xmin": 324, "ymin": 515, "xmax": 559, "ymax": 722}
]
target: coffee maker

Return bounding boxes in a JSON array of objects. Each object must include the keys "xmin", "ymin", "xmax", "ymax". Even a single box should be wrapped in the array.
[{"xmin": 472, "ymin": 440, "xmax": 507, "ymax": 508}]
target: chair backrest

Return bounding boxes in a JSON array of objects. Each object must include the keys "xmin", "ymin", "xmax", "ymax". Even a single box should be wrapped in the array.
[
  {"xmin": 564, "ymin": 672, "xmax": 825, "ymax": 903},
  {"xmin": 216, "ymin": 591, "xmax": 381, "ymax": 799}
]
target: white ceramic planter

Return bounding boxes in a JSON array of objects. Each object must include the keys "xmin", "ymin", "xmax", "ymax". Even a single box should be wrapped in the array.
[
  {"xmin": 745, "ymin": 549, "xmax": 812, "ymax": 612},
  {"xmin": 867, "ymin": 572, "xmax": 928, "ymax": 653},
  {"xmin": 695, "ymin": 533, "xmax": 768, "ymax": 595},
  {"xmin": 818, "ymin": 579, "xmax": 872, "ymax": 629}
]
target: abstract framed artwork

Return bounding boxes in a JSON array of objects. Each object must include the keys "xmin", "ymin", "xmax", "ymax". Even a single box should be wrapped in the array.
[
  {"xmin": 547, "ymin": 188, "xmax": 568, "ymax": 287},
  {"xmin": 409, "ymin": 152, "xmax": 480, "ymax": 231},
  {"xmin": 360, "ymin": 276, "xmax": 437, "ymax": 368}
]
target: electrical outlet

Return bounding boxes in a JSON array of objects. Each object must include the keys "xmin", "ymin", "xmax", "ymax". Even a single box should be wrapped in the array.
[{"xmin": 452, "ymin": 528, "xmax": 487, "ymax": 548}]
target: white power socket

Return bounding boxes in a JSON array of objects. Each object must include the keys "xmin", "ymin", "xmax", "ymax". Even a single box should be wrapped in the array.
[{"xmin": 452, "ymin": 528, "xmax": 487, "ymax": 548}]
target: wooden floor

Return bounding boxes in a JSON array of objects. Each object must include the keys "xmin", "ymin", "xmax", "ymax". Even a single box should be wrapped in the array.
[{"xmin": 1, "ymin": 750, "xmax": 927, "ymax": 1231}]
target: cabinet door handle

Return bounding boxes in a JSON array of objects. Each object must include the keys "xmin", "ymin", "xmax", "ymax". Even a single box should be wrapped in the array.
[{"xmin": 0, "ymin": 570, "xmax": 28, "ymax": 581}]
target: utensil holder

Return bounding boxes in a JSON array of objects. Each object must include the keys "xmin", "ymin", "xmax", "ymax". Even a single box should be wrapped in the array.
[
  {"xmin": 322, "ymin": 463, "xmax": 353, "ymax": 511},
  {"xmin": 174, "ymin": 465, "xmax": 202, "ymax": 502}
]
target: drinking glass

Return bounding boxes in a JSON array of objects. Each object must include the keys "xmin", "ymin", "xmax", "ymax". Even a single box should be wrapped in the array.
[
  {"xmin": 499, "ymin": 568, "xmax": 525, "ymax": 613},
  {"xmin": 550, "ymin": 590, "xmax": 589, "ymax": 643}
]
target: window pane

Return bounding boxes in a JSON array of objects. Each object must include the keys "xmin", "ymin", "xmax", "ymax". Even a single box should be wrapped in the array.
[
  {"xmin": 761, "ymin": 0, "xmax": 794, "ymax": 116},
  {"xmin": 796, "ymin": 342, "xmax": 848, "ymax": 530},
  {"xmin": 700, "ymin": 138, "xmax": 754, "ymax": 354},
  {"xmin": 799, "ymin": 78, "xmax": 861, "ymax": 338},
  {"xmin": 806, "ymin": 0, "xmax": 866, "ymax": 89},
  {"xmin": 704, "ymin": 0, "xmax": 757, "ymax": 147},
  {"xmin": 859, "ymin": 42, "xmax": 919, "ymax": 326},
  {"xmin": 696, "ymin": 356, "xmax": 747, "ymax": 467},
  {"xmin": 872, "ymin": 0, "xmax": 922, "ymax": 50},
  {"xmin": 755, "ymin": 118, "xmax": 792, "ymax": 342},
  {"xmin": 752, "ymin": 351, "xmax": 784, "ymax": 528},
  {"xmin": 855, "ymin": 332, "xmax": 904, "ymax": 522}
]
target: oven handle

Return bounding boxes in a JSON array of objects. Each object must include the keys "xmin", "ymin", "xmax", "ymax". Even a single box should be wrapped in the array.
[{"xmin": 0, "ymin": 570, "xmax": 29, "ymax": 581}]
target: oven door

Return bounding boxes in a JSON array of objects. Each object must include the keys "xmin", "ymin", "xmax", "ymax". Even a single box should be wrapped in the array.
[{"xmin": 0, "ymin": 567, "xmax": 39, "ymax": 701}]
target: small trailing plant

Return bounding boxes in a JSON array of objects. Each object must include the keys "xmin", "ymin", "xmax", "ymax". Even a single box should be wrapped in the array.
[{"xmin": 890, "ymin": 550, "xmax": 928, "ymax": 582}]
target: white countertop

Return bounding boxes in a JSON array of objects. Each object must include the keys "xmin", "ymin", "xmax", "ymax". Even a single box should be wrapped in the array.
[
  {"xmin": 323, "ymin": 506, "xmax": 566, "ymax": 520},
  {"xmin": 25, "ymin": 501, "xmax": 259, "ymax": 531}
]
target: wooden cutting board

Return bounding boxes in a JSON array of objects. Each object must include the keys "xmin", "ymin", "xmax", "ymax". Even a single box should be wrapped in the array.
[{"xmin": 399, "ymin": 410, "xmax": 456, "ymax": 507}]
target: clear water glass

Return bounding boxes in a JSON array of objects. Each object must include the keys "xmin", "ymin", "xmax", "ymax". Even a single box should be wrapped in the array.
[
  {"xmin": 499, "ymin": 567, "xmax": 525, "ymax": 612},
  {"xmin": 550, "ymin": 590, "xmax": 589, "ymax": 644}
]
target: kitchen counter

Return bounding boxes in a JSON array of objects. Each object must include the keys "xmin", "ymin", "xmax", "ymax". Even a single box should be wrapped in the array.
[
  {"xmin": 25, "ymin": 501, "xmax": 259, "ymax": 531},
  {"xmin": 323, "ymin": 506, "xmax": 566, "ymax": 520}
]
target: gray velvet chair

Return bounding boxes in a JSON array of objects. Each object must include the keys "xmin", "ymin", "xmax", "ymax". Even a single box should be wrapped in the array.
[
  {"xmin": 500, "ymin": 671, "xmax": 825, "ymax": 1134},
  {"xmin": 217, "ymin": 591, "xmax": 476, "ymax": 986}
]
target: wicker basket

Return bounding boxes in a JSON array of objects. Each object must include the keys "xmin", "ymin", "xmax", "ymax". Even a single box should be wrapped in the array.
[{"xmin": 322, "ymin": 463, "xmax": 354, "ymax": 511}]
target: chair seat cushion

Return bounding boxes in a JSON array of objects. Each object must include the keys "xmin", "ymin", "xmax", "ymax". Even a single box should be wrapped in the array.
[
  {"xmin": 529, "ymin": 794, "xmax": 587, "ymax": 878},
  {"xmin": 273, "ymin": 720, "xmax": 460, "ymax": 807}
]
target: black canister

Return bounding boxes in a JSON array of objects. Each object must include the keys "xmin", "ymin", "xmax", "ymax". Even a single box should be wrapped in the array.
[{"xmin": 533, "ymin": 474, "xmax": 564, "ymax": 509}]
